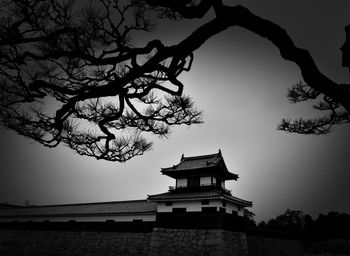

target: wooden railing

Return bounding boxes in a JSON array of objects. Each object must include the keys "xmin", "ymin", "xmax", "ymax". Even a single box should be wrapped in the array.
[{"xmin": 168, "ymin": 184, "xmax": 232, "ymax": 195}]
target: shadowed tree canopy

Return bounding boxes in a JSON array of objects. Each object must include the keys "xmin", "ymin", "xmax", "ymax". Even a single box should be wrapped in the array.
[
  {"xmin": 0, "ymin": 0, "xmax": 349, "ymax": 162},
  {"xmin": 257, "ymin": 209, "xmax": 350, "ymax": 240}
]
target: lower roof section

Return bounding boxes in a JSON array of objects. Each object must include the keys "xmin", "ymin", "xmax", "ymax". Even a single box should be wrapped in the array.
[
  {"xmin": 0, "ymin": 193, "xmax": 251, "ymax": 221},
  {"xmin": 0, "ymin": 199, "xmax": 157, "ymax": 219},
  {"xmin": 148, "ymin": 190, "xmax": 252, "ymax": 207}
]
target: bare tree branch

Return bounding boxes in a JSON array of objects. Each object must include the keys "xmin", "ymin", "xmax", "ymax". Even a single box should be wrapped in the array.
[
  {"xmin": 0, "ymin": 0, "xmax": 202, "ymax": 161},
  {"xmin": 1, "ymin": 0, "xmax": 349, "ymax": 163},
  {"xmin": 146, "ymin": 0, "xmax": 350, "ymax": 135}
]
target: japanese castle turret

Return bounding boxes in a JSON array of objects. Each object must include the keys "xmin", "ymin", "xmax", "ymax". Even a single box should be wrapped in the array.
[
  {"xmin": 0, "ymin": 150, "xmax": 252, "ymax": 232},
  {"xmin": 148, "ymin": 151, "xmax": 252, "ymax": 220}
]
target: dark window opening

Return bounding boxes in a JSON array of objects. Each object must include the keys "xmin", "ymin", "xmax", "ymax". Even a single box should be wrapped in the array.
[
  {"xmin": 222, "ymin": 200, "xmax": 226, "ymax": 207},
  {"xmin": 172, "ymin": 207, "xmax": 186, "ymax": 213},
  {"xmin": 202, "ymin": 207, "xmax": 217, "ymax": 213},
  {"xmin": 188, "ymin": 176, "xmax": 200, "ymax": 187},
  {"xmin": 165, "ymin": 202, "xmax": 173, "ymax": 206},
  {"xmin": 214, "ymin": 177, "xmax": 222, "ymax": 189},
  {"xmin": 219, "ymin": 207, "xmax": 226, "ymax": 213},
  {"xmin": 201, "ymin": 199, "xmax": 210, "ymax": 205},
  {"xmin": 232, "ymin": 210, "xmax": 238, "ymax": 216}
]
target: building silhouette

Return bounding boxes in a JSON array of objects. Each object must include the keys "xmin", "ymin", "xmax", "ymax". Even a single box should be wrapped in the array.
[{"xmin": 0, "ymin": 151, "xmax": 251, "ymax": 224}]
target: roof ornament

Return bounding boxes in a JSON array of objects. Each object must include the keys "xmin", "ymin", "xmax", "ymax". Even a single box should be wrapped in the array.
[{"xmin": 181, "ymin": 153, "xmax": 184, "ymax": 160}]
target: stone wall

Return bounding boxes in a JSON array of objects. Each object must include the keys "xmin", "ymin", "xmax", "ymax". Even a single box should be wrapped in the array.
[
  {"xmin": 0, "ymin": 227, "xmax": 306, "ymax": 256},
  {"xmin": 0, "ymin": 228, "xmax": 249, "ymax": 256},
  {"xmin": 0, "ymin": 229, "xmax": 151, "ymax": 256},
  {"xmin": 148, "ymin": 228, "xmax": 248, "ymax": 256},
  {"xmin": 247, "ymin": 236, "xmax": 304, "ymax": 256},
  {"xmin": 304, "ymin": 239, "xmax": 350, "ymax": 256}
]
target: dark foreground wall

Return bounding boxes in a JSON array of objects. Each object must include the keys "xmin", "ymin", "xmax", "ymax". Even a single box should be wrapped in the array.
[
  {"xmin": 0, "ymin": 225, "xmax": 306, "ymax": 256},
  {"xmin": 304, "ymin": 239, "xmax": 350, "ymax": 256},
  {"xmin": 247, "ymin": 236, "xmax": 304, "ymax": 256},
  {"xmin": 0, "ymin": 229, "xmax": 151, "ymax": 256},
  {"xmin": 148, "ymin": 228, "xmax": 248, "ymax": 256},
  {"xmin": 0, "ymin": 228, "xmax": 249, "ymax": 256}
]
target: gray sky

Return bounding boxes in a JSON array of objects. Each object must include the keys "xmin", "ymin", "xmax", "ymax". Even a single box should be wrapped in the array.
[{"xmin": 0, "ymin": 0, "xmax": 349, "ymax": 222}]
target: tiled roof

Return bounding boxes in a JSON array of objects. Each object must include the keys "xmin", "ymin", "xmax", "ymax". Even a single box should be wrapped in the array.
[
  {"xmin": 149, "ymin": 190, "xmax": 223, "ymax": 200},
  {"xmin": 161, "ymin": 151, "xmax": 238, "ymax": 180},
  {"xmin": 162, "ymin": 152, "xmax": 227, "ymax": 170},
  {"xmin": 0, "ymin": 200, "xmax": 157, "ymax": 217},
  {"xmin": 0, "ymin": 203, "xmax": 21, "ymax": 209},
  {"xmin": 148, "ymin": 190, "xmax": 252, "ymax": 207},
  {"xmin": 162, "ymin": 152, "xmax": 225, "ymax": 171}
]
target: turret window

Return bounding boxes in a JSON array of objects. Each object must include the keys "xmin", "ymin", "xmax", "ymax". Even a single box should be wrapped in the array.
[
  {"xmin": 201, "ymin": 199, "xmax": 210, "ymax": 205},
  {"xmin": 202, "ymin": 207, "xmax": 217, "ymax": 213},
  {"xmin": 188, "ymin": 176, "xmax": 200, "ymax": 187},
  {"xmin": 172, "ymin": 208, "xmax": 186, "ymax": 213}
]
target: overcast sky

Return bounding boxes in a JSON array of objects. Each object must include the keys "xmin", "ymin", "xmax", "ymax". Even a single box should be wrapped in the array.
[{"xmin": 0, "ymin": 0, "xmax": 349, "ymax": 222}]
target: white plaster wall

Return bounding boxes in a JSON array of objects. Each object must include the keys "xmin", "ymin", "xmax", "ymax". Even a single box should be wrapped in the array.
[
  {"xmin": 156, "ymin": 199, "xmax": 245, "ymax": 216},
  {"xmin": 202, "ymin": 199, "xmax": 223, "ymax": 209},
  {"xmin": 157, "ymin": 199, "xmax": 226, "ymax": 213},
  {"xmin": 200, "ymin": 176, "xmax": 211, "ymax": 186},
  {"xmin": 225, "ymin": 201, "xmax": 237, "ymax": 214},
  {"xmin": 225, "ymin": 202, "xmax": 244, "ymax": 216},
  {"xmin": 176, "ymin": 178, "xmax": 187, "ymax": 188},
  {"xmin": 157, "ymin": 201, "xmax": 202, "ymax": 212}
]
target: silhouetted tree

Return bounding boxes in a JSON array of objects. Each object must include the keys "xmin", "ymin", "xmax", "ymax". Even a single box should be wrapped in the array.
[
  {"xmin": 257, "ymin": 220, "xmax": 267, "ymax": 229},
  {"xmin": 1, "ymin": 0, "xmax": 349, "ymax": 162},
  {"xmin": 303, "ymin": 214, "xmax": 314, "ymax": 240},
  {"xmin": 146, "ymin": 0, "xmax": 350, "ymax": 135},
  {"xmin": 261, "ymin": 210, "xmax": 350, "ymax": 240},
  {"xmin": 243, "ymin": 208, "xmax": 256, "ymax": 227},
  {"xmin": 313, "ymin": 212, "xmax": 350, "ymax": 240},
  {"xmin": 272, "ymin": 209, "xmax": 305, "ymax": 234},
  {"xmin": 0, "ymin": 0, "xmax": 202, "ymax": 161}
]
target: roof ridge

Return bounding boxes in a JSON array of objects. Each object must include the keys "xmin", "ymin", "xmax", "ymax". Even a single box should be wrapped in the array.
[
  {"xmin": 6, "ymin": 199, "xmax": 149, "ymax": 209},
  {"xmin": 182, "ymin": 152, "xmax": 220, "ymax": 160}
]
